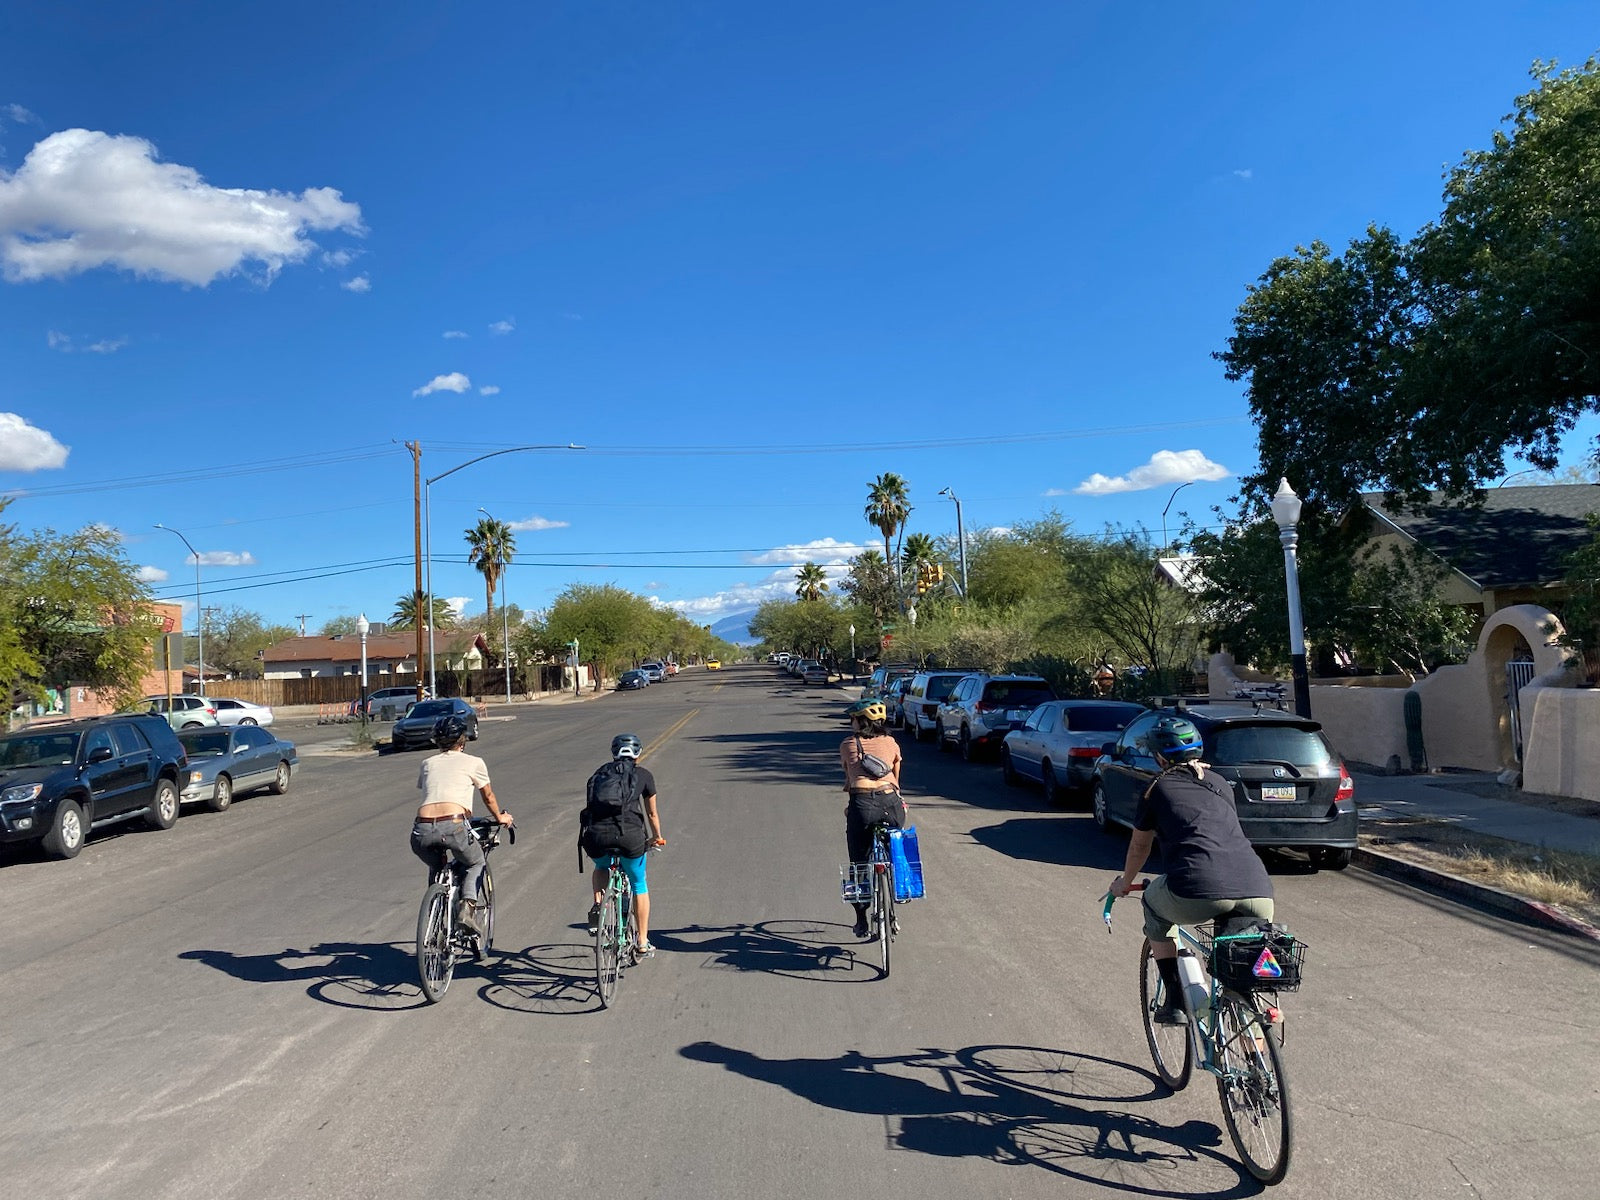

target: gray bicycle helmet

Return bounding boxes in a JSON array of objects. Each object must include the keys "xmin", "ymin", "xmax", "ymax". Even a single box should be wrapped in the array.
[
  {"xmin": 433, "ymin": 713, "xmax": 471, "ymax": 748},
  {"xmin": 611, "ymin": 732, "xmax": 642, "ymax": 760},
  {"xmin": 1148, "ymin": 715, "xmax": 1203, "ymax": 762}
]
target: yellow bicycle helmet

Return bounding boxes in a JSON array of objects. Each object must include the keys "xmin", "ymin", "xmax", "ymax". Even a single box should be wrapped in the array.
[{"xmin": 848, "ymin": 699, "xmax": 887, "ymax": 723}]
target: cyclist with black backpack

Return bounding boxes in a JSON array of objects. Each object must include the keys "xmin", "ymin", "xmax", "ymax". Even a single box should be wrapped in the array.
[{"xmin": 581, "ymin": 733, "xmax": 665, "ymax": 957}]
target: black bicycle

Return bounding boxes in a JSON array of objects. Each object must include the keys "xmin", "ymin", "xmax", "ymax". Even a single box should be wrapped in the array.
[
  {"xmin": 841, "ymin": 822, "xmax": 900, "ymax": 977},
  {"xmin": 416, "ymin": 818, "xmax": 513, "ymax": 1004}
]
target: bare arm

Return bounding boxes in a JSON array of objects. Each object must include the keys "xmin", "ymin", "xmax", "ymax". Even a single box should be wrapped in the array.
[
  {"xmin": 643, "ymin": 793, "xmax": 663, "ymax": 844},
  {"xmin": 1111, "ymin": 828, "xmax": 1156, "ymax": 896},
  {"xmin": 480, "ymin": 781, "xmax": 513, "ymax": 825}
]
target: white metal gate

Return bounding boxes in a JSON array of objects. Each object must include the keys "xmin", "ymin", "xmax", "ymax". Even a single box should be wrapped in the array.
[{"xmin": 1506, "ymin": 660, "xmax": 1537, "ymax": 762}]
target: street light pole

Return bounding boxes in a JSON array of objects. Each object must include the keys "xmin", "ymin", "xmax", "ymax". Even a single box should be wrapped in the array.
[
  {"xmin": 1162, "ymin": 480, "xmax": 1195, "ymax": 550},
  {"xmin": 356, "ymin": 612, "xmax": 370, "ymax": 719},
  {"xmin": 1270, "ymin": 478, "xmax": 1312, "ymax": 718},
  {"xmin": 154, "ymin": 523, "xmax": 205, "ymax": 696},
  {"xmin": 478, "ymin": 507, "xmax": 514, "ymax": 707},
  {"xmin": 848, "ymin": 624, "xmax": 856, "ymax": 682},
  {"xmin": 938, "ymin": 487, "xmax": 968, "ymax": 596},
  {"xmin": 421, "ymin": 443, "xmax": 585, "ymax": 693}
]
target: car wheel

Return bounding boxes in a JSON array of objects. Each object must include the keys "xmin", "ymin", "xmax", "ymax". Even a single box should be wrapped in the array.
[
  {"xmin": 182, "ymin": 721, "xmax": 203, "ymax": 729},
  {"xmin": 269, "ymin": 762, "xmax": 291, "ymax": 795},
  {"xmin": 1041, "ymin": 761, "xmax": 1061, "ymax": 807},
  {"xmin": 468, "ymin": 718, "xmax": 480, "ymax": 741},
  {"xmin": 936, "ymin": 722, "xmax": 952, "ymax": 753},
  {"xmin": 208, "ymin": 774, "xmax": 233, "ymax": 813},
  {"xmin": 1001, "ymin": 747, "xmax": 1020, "ymax": 787},
  {"xmin": 146, "ymin": 779, "xmax": 179, "ymax": 830},
  {"xmin": 912, "ymin": 719, "xmax": 928, "ymax": 744},
  {"xmin": 42, "ymin": 798, "xmax": 86, "ymax": 859},
  {"xmin": 1312, "ymin": 846, "xmax": 1353, "ymax": 871},
  {"xmin": 240, "ymin": 718, "xmax": 258, "ymax": 726},
  {"xmin": 1092, "ymin": 781, "xmax": 1114, "ymax": 834}
]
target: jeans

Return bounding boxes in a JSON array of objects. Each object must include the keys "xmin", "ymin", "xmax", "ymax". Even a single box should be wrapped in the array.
[{"xmin": 410, "ymin": 819, "xmax": 485, "ymax": 903}]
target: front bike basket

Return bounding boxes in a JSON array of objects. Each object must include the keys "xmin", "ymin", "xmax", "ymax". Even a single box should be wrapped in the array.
[{"xmin": 840, "ymin": 863, "xmax": 873, "ymax": 905}]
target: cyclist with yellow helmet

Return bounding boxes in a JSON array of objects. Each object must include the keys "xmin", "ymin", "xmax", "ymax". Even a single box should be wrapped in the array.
[{"xmin": 840, "ymin": 697, "xmax": 905, "ymax": 938}]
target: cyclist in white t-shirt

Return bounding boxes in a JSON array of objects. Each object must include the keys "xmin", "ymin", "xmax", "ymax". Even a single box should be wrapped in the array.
[{"xmin": 410, "ymin": 713, "xmax": 513, "ymax": 935}]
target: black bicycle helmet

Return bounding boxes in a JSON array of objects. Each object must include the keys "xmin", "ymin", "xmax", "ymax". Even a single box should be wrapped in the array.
[
  {"xmin": 1148, "ymin": 715, "xmax": 1203, "ymax": 762},
  {"xmin": 433, "ymin": 713, "xmax": 471, "ymax": 748},
  {"xmin": 611, "ymin": 733, "xmax": 642, "ymax": 760}
]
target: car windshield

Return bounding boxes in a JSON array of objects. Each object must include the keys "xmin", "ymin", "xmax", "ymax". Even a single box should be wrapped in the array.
[
  {"xmin": 179, "ymin": 730, "xmax": 231, "ymax": 757},
  {"xmin": 0, "ymin": 731, "xmax": 82, "ymax": 767},
  {"xmin": 983, "ymin": 682, "xmax": 1053, "ymax": 706},
  {"xmin": 1212, "ymin": 725, "xmax": 1333, "ymax": 769},
  {"xmin": 927, "ymin": 676, "xmax": 965, "ymax": 700},
  {"xmin": 1064, "ymin": 705, "xmax": 1143, "ymax": 732},
  {"xmin": 406, "ymin": 700, "xmax": 454, "ymax": 719},
  {"xmin": 622, "ymin": 672, "xmax": 644, "ymax": 681}
]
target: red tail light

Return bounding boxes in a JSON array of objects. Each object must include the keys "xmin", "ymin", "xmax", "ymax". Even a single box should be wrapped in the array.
[
  {"xmin": 1068, "ymin": 746, "xmax": 1099, "ymax": 759},
  {"xmin": 973, "ymin": 701, "xmax": 993, "ymax": 713},
  {"xmin": 1335, "ymin": 762, "xmax": 1354, "ymax": 803}
]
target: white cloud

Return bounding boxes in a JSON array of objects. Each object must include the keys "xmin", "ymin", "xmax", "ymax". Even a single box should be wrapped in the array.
[
  {"xmin": 1073, "ymin": 449, "xmax": 1230, "ymax": 495},
  {"xmin": 0, "ymin": 412, "xmax": 69, "ymax": 470},
  {"xmin": 506, "ymin": 514, "xmax": 568, "ymax": 532},
  {"xmin": 322, "ymin": 248, "xmax": 357, "ymax": 268},
  {"xmin": 412, "ymin": 371, "xmax": 471, "ymax": 397},
  {"xmin": 478, "ymin": 384, "xmax": 500, "ymax": 396},
  {"xmin": 444, "ymin": 596, "xmax": 471, "ymax": 617},
  {"xmin": 341, "ymin": 274, "xmax": 370, "ymax": 293},
  {"xmin": 1233, "ymin": 168, "xmax": 1253, "ymax": 180},
  {"xmin": 0, "ymin": 128, "xmax": 365, "ymax": 285},
  {"xmin": 488, "ymin": 318, "xmax": 515, "ymax": 335},
  {"xmin": 443, "ymin": 330, "xmax": 468, "ymax": 339},
  {"xmin": 46, "ymin": 329, "xmax": 128, "ymax": 353},
  {"xmin": 4, "ymin": 105, "xmax": 39, "ymax": 126},
  {"xmin": 746, "ymin": 537, "xmax": 867, "ymax": 566},
  {"xmin": 1043, "ymin": 488, "xmax": 1067, "ymax": 497},
  {"xmin": 192, "ymin": 550, "xmax": 256, "ymax": 567},
  {"xmin": 84, "ymin": 522, "xmax": 123, "ymax": 541},
  {"xmin": 136, "ymin": 565, "xmax": 169, "ymax": 583},
  {"xmin": 662, "ymin": 561, "xmax": 854, "ymax": 623}
]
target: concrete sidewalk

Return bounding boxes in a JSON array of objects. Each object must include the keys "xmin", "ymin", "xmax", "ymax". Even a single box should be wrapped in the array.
[{"xmin": 1354, "ymin": 769, "xmax": 1600, "ymax": 857}]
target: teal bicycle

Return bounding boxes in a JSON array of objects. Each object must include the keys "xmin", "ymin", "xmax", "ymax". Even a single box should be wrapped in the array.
[
  {"xmin": 592, "ymin": 841, "xmax": 664, "ymax": 1007},
  {"xmin": 1104, "ymin": 882, "xmax": 1304, "ymax": 1186}
]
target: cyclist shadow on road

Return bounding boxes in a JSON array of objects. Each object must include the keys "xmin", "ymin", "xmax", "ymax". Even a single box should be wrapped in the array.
[
  {"xmin": 652, "ymin": 919, "xmax": 886, "ymax": 983},
  {"xmin": 178, "ymin": 942, "xmax": 430, "ymax": 1011},
  {"xmin": 680, "ymin": 1041, "xmax": 1263, "ymax": 1198},
  {"xmin": 479, "ymin": 941, "xmax": 608, "ymax": 1015}
]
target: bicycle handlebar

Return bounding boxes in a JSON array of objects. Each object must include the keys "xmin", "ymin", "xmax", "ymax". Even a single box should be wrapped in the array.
[{"xmin": 1101, "ymin": 880, "xmax": 1147, "ymax": 932}]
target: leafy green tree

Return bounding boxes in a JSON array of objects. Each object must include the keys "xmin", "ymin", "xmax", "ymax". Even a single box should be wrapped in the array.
[
  {"xmin": 320, "ymin": 615, "xmax": 359, "ymax": 637},
  {"xmin": 794, "ymin": 561, "xmax": 829, "ymax": 602},
  {"xmin": 465, "ymin": 517, "xmax": 516, "ymax": 634},
  {"xmin": 389, "ymin": 591, "xmax": 458, "ymax": 631},
  {"xmin": 195, "ymin": 607, "xmax": 297, "ymax": 678},
  {"xmin": 840, "ymin": 550, "xmax": 896, "ymax": 625},
  {"xmin": 1064, "ymin": 533, "xmax": 1201, "ymax": 689},
  {"xmin": 0, "ymin": 516, "xmax": 162, "ymax": 710}
]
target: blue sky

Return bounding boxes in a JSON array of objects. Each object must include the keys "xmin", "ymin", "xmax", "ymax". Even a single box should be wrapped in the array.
[{"xmin": 3, "ymin": 2, "xmax": 1597, "ymax": 634}]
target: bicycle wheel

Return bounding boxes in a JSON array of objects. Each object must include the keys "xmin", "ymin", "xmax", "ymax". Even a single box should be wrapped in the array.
[
  {"xmin": 1214, "ymin": 994, "xmax": 1292, "ymax": 1184},
  {"xmin": 416, "ymin": 884, "xmax": 456, "ymax": 1004},
  {"xmin": 1140, "ymin": 939, "xmax": 1193, "ymax": 1090},
  {"xmin": 594, "ymin": 884, "xmax": 622, "ymax": 1007},
  {"xmin": 475, "ymin": 864, "xmax": 495, "ymax": 962},
  {"xmin": 874, "ymin": 866, "xmax": 893, "ymax": 977}
]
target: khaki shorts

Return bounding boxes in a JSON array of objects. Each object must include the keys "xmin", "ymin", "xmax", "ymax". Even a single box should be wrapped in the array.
[{"xmin": 1141, "ymin": 875, "xmax": 1273, "ymax": 941}]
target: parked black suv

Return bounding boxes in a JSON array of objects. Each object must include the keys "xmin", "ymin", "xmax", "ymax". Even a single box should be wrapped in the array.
[
  {"xmin": 0, "ymin": 714, "xmax": 188, "ymax": 859},
  {"xmin": 1090, "ymin": 702, "xmax": 1357, "ymax": 868}
]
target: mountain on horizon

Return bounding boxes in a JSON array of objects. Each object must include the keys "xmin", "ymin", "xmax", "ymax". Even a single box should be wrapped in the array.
[{"xmin": 710, "ymin": 609, "xmax": 759, "ymax": 646}]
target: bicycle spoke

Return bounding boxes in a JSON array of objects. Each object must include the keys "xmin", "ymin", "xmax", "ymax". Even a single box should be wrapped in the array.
[
  {"xmin": 416, "ymin": 885, "xmax": 455, "ymax": 1004},
  {"xmin": 1214, "ymin": 996, "xmax": 1292, "ymax": 1184}
]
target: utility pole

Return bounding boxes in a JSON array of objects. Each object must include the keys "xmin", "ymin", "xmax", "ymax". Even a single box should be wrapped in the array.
[
  {"xmin": 295, "ymin": 613, "xmax": 312, "ymax": 637},
  {"xmin": 407, "ymin": 440, "xmax": 425, "ymax": 701}
]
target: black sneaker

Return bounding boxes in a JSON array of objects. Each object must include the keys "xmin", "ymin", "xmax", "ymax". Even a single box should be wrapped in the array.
[
  {"xmin": 1152, "ymin": 1000, "xmax": 1189, "ymax": 1026},
  {"xmin": 852, "ymin": 919, "xmax": 870, "ymax": 939},
  {"xmin": 587, "ymin": 903, "xmax": 601, "ymax": 936}
]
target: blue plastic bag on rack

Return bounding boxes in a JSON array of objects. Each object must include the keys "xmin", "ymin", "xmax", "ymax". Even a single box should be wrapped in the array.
[{"xmin": 889, "ymin": 826, "xmax": 925, "ymax": 900}]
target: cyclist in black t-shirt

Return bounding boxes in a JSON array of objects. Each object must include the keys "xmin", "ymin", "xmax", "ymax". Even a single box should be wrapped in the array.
[{"xmin": 1109, "ymin": 715, "xmax": 1274, "ymax": 1024}]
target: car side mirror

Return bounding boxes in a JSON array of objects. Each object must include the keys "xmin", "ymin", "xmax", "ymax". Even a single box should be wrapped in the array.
[
  {"xmin": 88, "ymin": 746, "xmax": 115, "ymax": 764},
  {"xmin": 1102, "ymin": 741, "xmax": 1118, "ymax": 758}
]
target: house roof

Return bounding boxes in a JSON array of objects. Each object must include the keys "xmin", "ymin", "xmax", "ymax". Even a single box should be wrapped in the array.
[
  {"xmin": 1360, "ymin": 485, "xmax": 1600, "ymax": 589},
  {"xmin": 262, "ymin": 634, "xmax": 420, "ymax": 664}
]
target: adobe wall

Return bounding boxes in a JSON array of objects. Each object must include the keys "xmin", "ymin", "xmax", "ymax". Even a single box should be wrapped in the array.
[
  {"xmin": 1304, "ymin": 684, "xmax": 1410, "ymax": 768},
  {"xmin": 1522, "ymin": 687, "xmax": 1600, "ymax": 802}
]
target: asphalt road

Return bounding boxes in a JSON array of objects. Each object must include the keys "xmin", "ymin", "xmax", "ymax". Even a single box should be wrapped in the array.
[{"xmin": 3, "ymin": 666, "xmax": 1597, "ymax": 1199}]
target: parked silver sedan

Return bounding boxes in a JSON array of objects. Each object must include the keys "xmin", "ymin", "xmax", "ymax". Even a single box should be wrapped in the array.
[
  {"xmin": 177, "ymin": 725, "xmax": 297, "ymax": 812},
  {"xmin": 209, "ymin": 697, "xmax": 275, "ymax": 727},
  {"xmin": 1001, "ymin": 699, "xmax": 1145, "ymax": 804}
]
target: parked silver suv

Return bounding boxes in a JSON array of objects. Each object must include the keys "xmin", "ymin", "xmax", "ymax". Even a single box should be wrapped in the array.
[
  {"xmin": 138, "ymin": 694, "xmax": 220, "ymax": 729},
  {"xmin": 934, "ymin": 673, "xmax": 1056, "ymax": 762},
  {"xmin": 902, "ymin": 670, "xmax": 975, "ymax": 742}
]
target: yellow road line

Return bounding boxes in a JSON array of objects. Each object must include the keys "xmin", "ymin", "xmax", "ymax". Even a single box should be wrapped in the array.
[
  {"xmin": 640, "ymin": 708, "xmax": 698, "ymax": 763},
  {"xmin": 712, "ymin": 683, "xmax": 724, "ymax": 694}
]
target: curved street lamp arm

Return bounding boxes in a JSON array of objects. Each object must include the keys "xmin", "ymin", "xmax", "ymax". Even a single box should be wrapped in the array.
[{"xmin": 427, "ymin": 443, "xmax": 586, "ymax": 487}]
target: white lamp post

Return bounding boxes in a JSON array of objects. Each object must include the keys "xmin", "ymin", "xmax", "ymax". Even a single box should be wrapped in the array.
[
  {"xmin": 154, "ymin": 523, "xmax": 204, "ymax": 696},
  {"xmin": 356, "ymin": 612, "xmax": 370, "ymax": 718},
  {"xmin": 1270, "ymin": 478, "xmax": 1312, "ymax": 718},
  {"xmin": 477, "ymin": 506, "xmax": 514, "ymax": 706},
  {"xmin": 848, "ymin": 624, "xmax": 856, "ymax": 682}
]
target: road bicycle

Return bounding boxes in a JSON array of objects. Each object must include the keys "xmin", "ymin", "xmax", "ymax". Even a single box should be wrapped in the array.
[
  {"xmin": 415, "ymin": 817, "xmax": 513, "ymax": 1004},
  {"xmin": 841, "ymin": 822, "xmax": 900, "ymax": 977},
  {"xmin": 1104, "ymin": 882, "xmax": 1304, "ymax": 1186},
  {"xmin": 592, "ymin": 841, "xmax": 664, "ymax": 1008}
]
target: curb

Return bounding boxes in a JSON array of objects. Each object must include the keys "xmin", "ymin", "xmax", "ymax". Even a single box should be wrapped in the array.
[{"xmin": 1353, "ymin": 846, "xmax": 1600, "ymax": 942}]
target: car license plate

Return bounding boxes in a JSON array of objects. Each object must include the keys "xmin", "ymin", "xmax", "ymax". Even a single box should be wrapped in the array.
[{"xmin": 1259, "ymin": 784, "xmax": 1297, "ymax": 802}]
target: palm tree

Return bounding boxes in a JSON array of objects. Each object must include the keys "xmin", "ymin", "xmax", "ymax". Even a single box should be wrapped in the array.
[
  {"xmin": 794, "ymin": 561, "xmax": 830, "ymax": 602},
  {"xmin": 389, "ymin": 591, "xmax": 457, "ymax": 631},
  {"xmin": 865, "ymin": 473, "xmax": 912, "ymax": 583},
  {"xmin": 900, "ymin": 532, "xmax": 937, "ymax": 573},
  {"xmin": 465, "ymin": 517, "xmax": 517, "ymax": 635}
]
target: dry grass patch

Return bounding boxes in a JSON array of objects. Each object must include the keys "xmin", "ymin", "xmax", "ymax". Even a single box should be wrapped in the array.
[{"xmin": 1362, "ymin": 818, "xmax": 1600, "ymax": 929}]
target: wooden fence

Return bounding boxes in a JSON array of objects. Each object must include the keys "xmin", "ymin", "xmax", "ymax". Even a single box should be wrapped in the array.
[{"xmin": 194, "ymin": 665, "xmax": 575, "ymax": 708}]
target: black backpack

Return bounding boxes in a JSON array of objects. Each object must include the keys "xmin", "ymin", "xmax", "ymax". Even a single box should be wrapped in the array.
[{"xmin": 579, "ymin": 759, "xmax": 648, "ymax": 858}]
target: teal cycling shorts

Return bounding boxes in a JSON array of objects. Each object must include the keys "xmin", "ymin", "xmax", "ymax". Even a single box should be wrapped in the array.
[{"xmin": 593, "ymin": 852, "xmax": 649, "ymax": 895}]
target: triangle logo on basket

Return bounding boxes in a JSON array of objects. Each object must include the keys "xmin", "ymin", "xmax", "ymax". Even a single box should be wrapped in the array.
[{"xmin": 1252, "ymin": 946, "xmax": 1284, "ymax": 979}]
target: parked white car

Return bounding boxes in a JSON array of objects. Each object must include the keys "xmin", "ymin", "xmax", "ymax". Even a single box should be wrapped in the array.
[{"xmin": 209, "ymin": 697, "xmax": 276, "ymax": 727}]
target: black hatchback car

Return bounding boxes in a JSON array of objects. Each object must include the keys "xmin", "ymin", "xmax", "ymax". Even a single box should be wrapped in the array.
[
  {"xmin": 388, "ymin": 698, "xmax": 481, "ymax": 752},
  {"xmin": 1090, "ymin": 703, "xmax": 1357, "ymax": 869},
  {"xmin": 0, "ymin": 714, "xmax": 189, "ymax": 859}
]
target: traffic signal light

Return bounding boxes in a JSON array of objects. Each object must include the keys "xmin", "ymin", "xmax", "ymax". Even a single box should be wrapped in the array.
[
  {"xmin": 916, "ymin": 565, "xmax": 930, "ymax": 594},
  {"xmin": 933, "ymin": 563, "xmax": 945, "ymax": 584}
]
